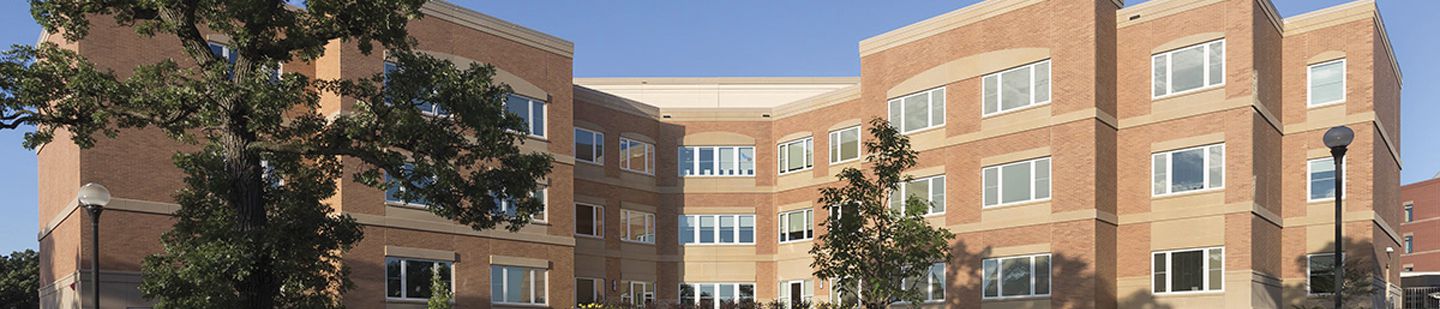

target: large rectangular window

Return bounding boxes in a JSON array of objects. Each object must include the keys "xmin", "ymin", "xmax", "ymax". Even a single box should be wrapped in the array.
[
  {"xmin": 1152, "ymin": 40, "xmax": 1225, "ymax": 98},
  {"xmin": 622, "ymin": 281, "xmax": 656, "ymax": 306},
  {"xmin": 574, "ymin": 128, "xmax": 603, "ymax": 165},
  {"xmin": 1308, "ymin": 59, "xmax": 1346, "ymax": 106},
  {"xmin": 385, "ymin": 257, "xmax": 452, "ymax": 301},
  {"xmin": 1307, "ymin": 254, "xmax": 1338, "ymax": 295},
  {"xmin": 1152, "ymin": 247, "xmax": 1223, "ymax": 294},
  {"xmin": 903, "ymin": 263, "xmax": 946, "ymax": 302},
  {"xmin": 620, "ymin": 138, "xmax": 656, "ymax": 175},
  {"xmin": 983, "ymin": 157, "xmax": 1051, "ymax": 207},
  {"xmin": 829, "ymin": 126, "xmax": 862, "ymax": 164},
  {"xmin": 494, "ymin": 188, "xmax": 547, "ymax": 222},
  {"xmin": 622, "ymin": 209, "xmax": 656, "ymax": 244},
  {"xmin": 1308, "ymin": 158, "xmax": 1341, "ymax": 201},
  {"xmin": 780, "ymin": 280, "xmax": 814, "ymax": 308},
  {"xmin": 680, "ymin": 214, "xmax": 755, "ymax": 245},
  {"xmin": 1152, "ymin": 144, "xmax": 1224, "ymax": 196},
  {"xmin": 887, "ymin": 87, "xmax": 946, "ymax": 134},
  {"xmin": 889, "ymin": 175, "xmax": 946, "ymax": 215},
  {"xmin": 576, "ymin": 277, "xmax": 603, "ymax": 305},
  {"xmin": 679, "ymin": 283, "xmax": 755, "ymax": 309},
  {"xmin": 1405, "ymin": 203, "xmax": 1415, "ymax": 222},
  {"xmin": 505, "ymin": 94, "xmax": 546, "ymax": 137},
  {"xmin": 982, "ymin": 254, "xmax": 1050, "ymax": 298},
  {"xmin": 983, "ymin": 60, "xmax": 1051, "ymax": 116},
  {"xmin": 490, "ymin": 265, "xmax": 548, "ymax": 305},
  {"xmin": 576, "ymin": 204, "xmax": 603, "ymax": 238},
  {"xmin": 778, "ymin": 137, "xmax": 814, "ymax": 174},
  {"xmin": 778, "ymin": 209, "xmax": 814, "ymax": 243},
  {"xmin": 680, "ymin": 146, "xmax": 756, "ymax": 177},
  {"xmin": 384, "ymin": 163, "xmax": 433, "ymax": 207}
]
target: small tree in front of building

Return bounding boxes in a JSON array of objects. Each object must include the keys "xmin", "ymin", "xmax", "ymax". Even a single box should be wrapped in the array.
[
  {"xmin": 809, "ymin": 118, "xmax": 955, "ymax": 308},
  {"xmin": 427, "ymin": 265, "xmax": 452, "ymax": 309}
]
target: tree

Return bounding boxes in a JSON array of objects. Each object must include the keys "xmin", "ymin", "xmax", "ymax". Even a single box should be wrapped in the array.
[
  {"xmin": 809, "ymin": 118, "xmax": 955, "ymax": 308},
  {"xmin": 0, "ymin": 249, "xmax": 39, "ymax": 309},
  {"xmin": 426, "ymin": 265, "xmax": 452, "ymax": 309},
  {"xmin": 2, "ymin": 1, "xmax": 552, "ymax": 308}
]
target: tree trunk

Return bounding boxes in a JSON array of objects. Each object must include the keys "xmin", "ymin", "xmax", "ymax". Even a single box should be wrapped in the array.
[{"xmin": 221, "ymin": 62, "xmax": 275, "ymax": 309}]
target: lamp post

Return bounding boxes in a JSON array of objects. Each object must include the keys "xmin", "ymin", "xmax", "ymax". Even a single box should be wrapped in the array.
[
  {"xmin": 77, "ymin": 183, "xmax": 111, "ymax": 309},
  {"xmin": 1323, "ymin": 126, "xmax": 1353, "ymax": 309}
]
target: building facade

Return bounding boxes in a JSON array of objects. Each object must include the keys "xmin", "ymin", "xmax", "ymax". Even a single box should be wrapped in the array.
[
  {"xmin": 1401, "ymin": 175, "xmax": 1440, "ymax": 273},
  {"xmin": 34, "ymin": 0, "xmax": 1404, "ymax": 308}
]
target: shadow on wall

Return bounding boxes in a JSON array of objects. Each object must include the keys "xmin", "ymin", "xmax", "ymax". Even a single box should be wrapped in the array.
[
  {"xmin": 941, "ymin": 240, "xmax": 1177, "ymax": 309},
  {"xmin": 1283, "ymin": 238, "xmax": 1392, "ymax": 309}
]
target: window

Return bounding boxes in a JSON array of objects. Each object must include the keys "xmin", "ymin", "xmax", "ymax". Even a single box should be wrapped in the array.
[
  {"xmin": 778, "ymin": 137, "xmax": 814, "ymax": 174},
  {"xmin": 829, "ymin": 126, "xmax": 862, "ymax": 164},
  {"xmin": 622, "ymin": 210, "xmax": 656, "ymax": 244},
  {"xmin": 778, "ymin": 209, "xmax": 814, "ymax": 243},
  {"xmin": 495, "ymin": 188, "xmax": 547, "ymax": 222},
  {"xmin": 903, "ymin": 263, "xmax": 946, "ymax": 302},
  {"xmin": 1152, "ymin": 247, "xmax": 1224, "ymax": 294},
  {"xmin": 1405, "ymin": 203, "xmax": 1414, "ymax": 223},
  {"xmin": 780, "ymin": 280, "xmax": 813, "ymax": 308},
  {"xmin": 382, "ymin": 61, "xmax": 444, "ymax": 115},
  {"xmin": 575, "ymin": 128, "xmax": 603, "ymax": 165},
  {"xmin": 679, "ymin": 283, "xmax": 755, "ymax": 309},
  {"xmin": 680, "ymin": 146, "xmax": 756, "ymax": 177},
  {"xmin": 622, "ymin": 281, "xmax": 656, "ymax": 306},
  {"xmin": 576, "ymin": 277, "xmax": 603, "ymax": 305},
  {"xmin": 983, "ymin": 60, "xmax": 1051, "ymax": 116},
  {"xmin": 1405, "ymin": 236, "xmax": 1414, "ymax": 254},
  {"xmin": 1307, "ymin": 254, "xmax": 1339, "ymax": 295},
  {"xmin": 983, "ymin": 254, "xmax": 1050, "ymax": 298},
  {"xmin": 576, "ymin": 204, "xmax": 603, "ymax": 238},
  {"xmin": 384, "ymin": 163, "xmax": 433, "ymax": 207},
  {"xmin": 490, "ymin": 265, "xmax": 547, "ymax": 305},
  {"xmin": 1308, "ymin": 59, "xmax": 1346, "ymax": 106},
  {"xmin": 887, "ymin": 87, "xmax": 946, "ymax": 134},
  {"xmin": 1152, "ymin": 144, "xmax": 1224, "ymax": 195},
  {"xmin": 620, "ymin": 138, "xmax": 656, "ymax": 175},
  {"xmin": 385, "ymin": 257, "xmax": 451, "ymax": 300},
  {"xmin": 889, "ymin": 175, "xmax": 946, "ymax": 215},
  {"xmin": 680, "ymin": 215, "xmax": 755, "ymax": 245},
  {"xmin": 505, "ymin": 94, "xmax": 546, "ymax": 137},
  {"xmin": 1152, "ymin": 40, "xmax": 1225, "ymax": 97},
  {"xmin": 983, "ymin": 157, "xmax": 1051, "ymax": 207},
  {"xmin": 1308, "ymin": 158, "xmax": 1342, "ymax": 201}
]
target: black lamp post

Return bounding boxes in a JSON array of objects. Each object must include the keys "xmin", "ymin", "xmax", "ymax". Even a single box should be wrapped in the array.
[
  {"xmin": 77, "ymin": 183, "xmax": 111, "ymax": 309},
  {"xmin": 1323, "ymin": 126, "xmax": 1353, "ymax": 308}
]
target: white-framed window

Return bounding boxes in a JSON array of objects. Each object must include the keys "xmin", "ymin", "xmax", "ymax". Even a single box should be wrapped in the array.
[
  {"xmin": 983, "ymin": 60, "xmax": 1051, "ymax": 116},
  {"xmin": 620, "ymin": 138, "xmax": 656, "ymax": 175},
  {"xmin": 778, "ymin": 209, "xmax": 814, "ymax": 243},
  {"xmin": 1152, "ymin": 144, "xmax": 1224, "ymax": 196},
  {"xmin": 494, "ymin": 188, "xmax": 547, "ymax": 223},
  {"xmin": 384, "ymin": 163, "xmax": 433, "ymax": 207},
  {"xmin": 1308, "ymin": 157, "xmax": 1343, "ymax": 202},
  {"xmin": 680, "ymin": 146, "xmax": 756, "ymax": 177},
  {"xmin": 1405, "ymin": 203, "xmax": 1414, "ymax": 223},
  {"xmin": 679, "ymin": 283, "xmax": 755, "ymax": 309},
  {"xmin": 829, "ymin": 126, "xmax": 862, "ymax": 164},
  {"xmin": 576, "ymin": 277, "xmax": 603, "ymax": 305},
  {"xmin": 622, "ymin": 209, "xmax": 656, "ymax": 244},
  {"xmin": 1152, "ymin": 39, "xmax": 1225, "ymax": 98},
  {"xmin": 1308, "ymin": 59, "xmax": 1346, "ymax": 107},
  {"xmin": 680, "ymin": 214, "xmax": 756, "ymax": 245},
  {"xmin": 1306, "ymin": 253, "xmax": 1340, "ymax": 295},
  {"xmin": 903, "ymin": 263, "xmax": 946, "ymax": 302},
  {"xmin": 490, "ymin": 264, "xmax": 548, "ymax": 305},
  {"xmin": 887, "ymin": 87, "xmax": 946, "ymax": 134},
  {"xmin": 575, "ymin": 204, "xmax": 603, "ymax": 238},
  {"xmin": 778, "ymin": 137, "xmax": 814, "ymax": 174},
  {"xmin": 1405, "ymin": 236, "xmax": 1414, "ymax": 253},
  {"xmin": 889, "ymin": 175, "xmax": 946, "ymax": 215},
  {"xmin": 779, "ymin": 280, "xmax": 814, "ymax": 308},
  {"xmin": 505, "ymin": 94, "xmax": 546, "ymax": 138},
  {"xmin": 574, "ymin": 128, "xmax": 603, "ymax": 165},
  {"xmin": 622, "ymin": 281, "xmax": 656, "ymax": 306},
  {"xmin": 381, "ymin": 60, "xmax": 445, "ymax": 115},
  {"xmin": 1152, "ymin": 247, "xmax": 1224, "ymax": 294},
  {"xmin": 982, "ymin": 254, "xmax": 1050, "ymax": 298},
  {"xmin": 982, "ymin": 157, "xmax": 1051, "ymax": 207},
  {"xmin": 385, "ymin": 257, "xmax": 452, "ymax": 301}
]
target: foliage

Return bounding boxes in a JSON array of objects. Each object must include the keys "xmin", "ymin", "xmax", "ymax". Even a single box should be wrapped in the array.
[
  {"xmin": 3, "ymin": 1, "xmax": 552, "ymax": 308},
  {"xmin": 426, "ymin": 265, "xmax": 451, "ymax": 309},
  {"xmin": 809, "ymin": 118, "xmax": 955, "ymax": 309},
  {"xmin": 0, "ymin": 249, "xmax": 39, "ymax": 309},
  {"xmin": 1290, "ymin": 255, "xmax": 1379, "ymax": 309}
]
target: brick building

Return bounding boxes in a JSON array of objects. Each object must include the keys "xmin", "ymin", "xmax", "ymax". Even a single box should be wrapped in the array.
[
  {"xmin": 34, "ymin": 0, "xmax": 1405, "ymax": 308},
  {"xmin": 1402, "ymin": 175, "xmax": 1440, "ymax": 273}
]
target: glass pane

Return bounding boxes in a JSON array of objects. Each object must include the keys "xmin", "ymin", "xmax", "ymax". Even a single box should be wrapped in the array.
[
  {"xmin": 1000, "ymin": 67, "xmax": 1032, "ymax": 111},
  {"xmin": 984, "ymin": 168, "xmax": 999, "ymax": 206},
  {"xmin": 1034, "ymin": 62, "xmax": 1051, "ymax": 103},
  {"xmin": 575, "ymin": 130, "xmax": 595, "ymax": 162},
  {"xmin": 534, "ymin": 270, "xmax": 547, "ymax": 303},
  {"xmin": 929, "ymin": 263, "xmax": 946, "ymax": 300},
  {"xmin": 1171, "ymin": 149, "xmax": 1205, "ymax": 193},
  {"xmin": 787, "ymin": 212, "xmax": 805, "ymax": 237},
  {"xmin": 740, "ymin": 284, "xmax": 755, "ymax": 299},
  {"xmin": 506, "ymin": 267, "xmax": 528, "ymax": 303},
  {"xmin": 889, "ymin": 100, "xmax": 903, "ymax": 129},
  {"xmin": 739, "ymin": 147, "xmax": 755, "ymax": 175},
  {"xmin": 739, "ymin": 216, "xmax": 755, "ymax": 243},
  {"xmin": 576, "ymin": 205, "xmax": 594, "ymax": 236},
  {"xmin": 1001, "ymin": 258, "xmax": 1032, "ymax": 296},
  {"xmin": 720, "ymin": 147, "xmax": 736, "ymax": 175},
  {"xmin": 906, "ymin": 179, "xmax": 930, "ymax": 214},
  {"xmin": 700, "ymin": 148, "xmax": 716, "ymax": 176},
  {"xmin": 929, "ymin": 89, "xmax": 945, "ymax": 126},
  {"xmin": 1153, "ymin": 55, "xmax": 1168, "ymax": 96},
  {"xmin": 786, "ymin": 142, "xmax": 805, "ymax": 171},
  {"xmin": 1309, "ymin": 254, "xmax": 1335, "ymax": 294},
  {"xmin": 1208, "ymin": 145, "xmax": 1223, "ymax": 189},
  {"xmin": 406, "ymin": 260, "xmax": 433, "ymax": 298},
  {"xmin": 491, "ymin": 265, "xmax": 504, "ymax": 302},
  {"xmin": 700, "ymin": 216, "xmax": 715, "ymax": 243},
  {"xmin": 681, "ymin": 216, "xmax": 695, "ymax": 244},
  {"xmin": 1035, "ymin": 256, "xmax": 1050, "ymax": 295},
  {"xmin": 719, "ymin": 216, "xmax": 736, "ymax": 243},
  {"xmin": 1208, "ymin": 249, "xmax": 1223, "ymax": 291},
  {"xmin": 1001, "ymin": 163, "xmax": 1032, "ymax": 204},
  {"xmin": 1153, "ymin": 253, "xmax": 1167, "ymax": 293},
  {"xmin": 577, "ymin": 279, "xmax": 595, "ymax": 304},
  {"xmin": 1207, "ymin": 41, "xmax": 1224, "ymax": 86},
  {"xmin": 681, "ymin": 148, "xmax": 695, "ymax": 176},
  {"xmin": 719, "ymin": 284, "xmax": 735, "ymax": 300},
  {"xmin": 1310, "ymin": 61, "xmax": 1344, "ymax": 104},
  {"xmin": 841, "ymin": 129, "xmax": 859, "ymax": 161},
  {"xmin": 930, "ymin": 177, "xmax": 945, "ymax": 214},
  {"xmin": 531, "ymin": 101, "xmax": 546, "ymax": 136},
  {"xmin": 1172, "ymin": 47, "xmax": 1206, "ymax": 93},
  {"xmin": 984, "ymin": 75, "xmax": 999, "ymax": 115},
  {"xmin": 1035, "ymin": 159, "xmax": 1051, "ymax": 199},
  {"xmin": 828, "ymin": 133, "xmax": 839, "ymax": 163},
  {"xmin": 1171, "ymin": 250, "xmax": 1204, "ymax": 292},
  {"xmin": 1153, "ymin": 154, "xmax": 1168, "ymax": 195},
  {"xmin": 386, "ymin": 259, "xmax": 402, "ymax": 298},
  {"xmin": 627, "ymin": 211, "xmax": 645, "ymax": 241},
  {"xmin": 1310, "ymin": 159, "xmax": 1336, "ymax": 200},
  {"xmin": 984, "ymin": 259, "xmax": 999, "ymax": 297},
  {"xmin": 903, "ymin": 94, "xmax": 929, "ymax": 132}
]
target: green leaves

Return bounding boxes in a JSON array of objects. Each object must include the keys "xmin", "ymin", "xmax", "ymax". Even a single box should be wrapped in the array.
[{"xmin": 0, "ymin": 249, "xmax": 39, "ymax": 308}]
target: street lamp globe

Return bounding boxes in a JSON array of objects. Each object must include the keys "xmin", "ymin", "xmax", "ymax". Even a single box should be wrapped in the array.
[
  {"xmin": 77, "ymin": 182, "xmax": 111, "ymax": 207},
  {"xmin": 1323, "ymin": 126, "xmax": 1354, "ymax": 149}
]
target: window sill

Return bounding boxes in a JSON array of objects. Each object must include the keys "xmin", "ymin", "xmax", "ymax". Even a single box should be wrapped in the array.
[
  {"xmin": 385, "ymin": 201, "xmax": 430, "ymax": 209},
  {"xmin": 1152, "ymin": 187, "xmax": 1224, "ymax": 200},
  {"xmin": 491, "ymin": 302, "xmax": 550, "ymax": 308},
  {"xmin": 829, "ymin": 158, "xmax": 861, "ymax": 166},
  {"xmin": 901, "ymin": 125, "xmax": 945, "ymax": 136},
  {"xmin": 681, "ymin": 175, "xmax": 757, "ymax": 178},
  {"xmin": 621, "ymin": 169, "xmax": 656, "ymax": 177},
  {"xmin": 982, "ymin": 295, "xmax": 1050, "ymax": 302},
  {"xmin": 576, "ymin": 160, "xmax": 603, "ymax": 166},
  {"xmin": 575, "ymin": 234, "xmax": 604, "ymax": 240},
  {"xmin": 778, "ymin": 239, "xmax": 814, "ymax": 245},
  {"xmin": 982, "ymin": 101, "xmax": 1051, "ymax": 119},
  {"xmin": 682, "ymin": 243, "xmax": 757, "ymax": 247},
  {"xmin": 983, "ymin": 198, "xmax": 1051, "ymax": 210},
  {"xmin": 621, "ymin": 240, "xmax": 656, "ymax": 246},
  {"xmin": 1307, "ymin": 100, "xmax": 1345, "ymax": 109},
  {"xmin": 1153, "ymin": 290, "xmax": 1224, "ymax": 297},
  {"xmin": 1152, "ymin": 84, "xmax": 1225, "ymax": 101},
  {"xmin": 778, "ymin": 167, "xmax": 815, "ymax": 176}
]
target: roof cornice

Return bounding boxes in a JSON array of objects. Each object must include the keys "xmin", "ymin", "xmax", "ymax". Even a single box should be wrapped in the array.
[{"xmin": 420, "ymin": 0, "xmax": 574, "ymax": 58}]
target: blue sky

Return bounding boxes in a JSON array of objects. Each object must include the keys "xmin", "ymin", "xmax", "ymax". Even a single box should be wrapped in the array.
[{"xmin": 0, "ymin": 0, "xmax": 1435, "ymax": 254}]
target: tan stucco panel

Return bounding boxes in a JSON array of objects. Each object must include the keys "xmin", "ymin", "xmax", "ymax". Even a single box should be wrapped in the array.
[
  {"xmin": 886, "ymin": 48, "xmax": 1050, "ymax": 98},
  {"xmin": 1307, "ymin": 50, "xmax": 1347, "ymax": 64},
  {"xmin": 1150, "ymin": 215, "xmax": 1225, "ymax": 251},
  {"xmin": 385, "ymin": 246, "xmax": 457, "ymax": 261},
  {"xmin": 491, "ymin": 255, "xmax": 550, "ymax": 269}
]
